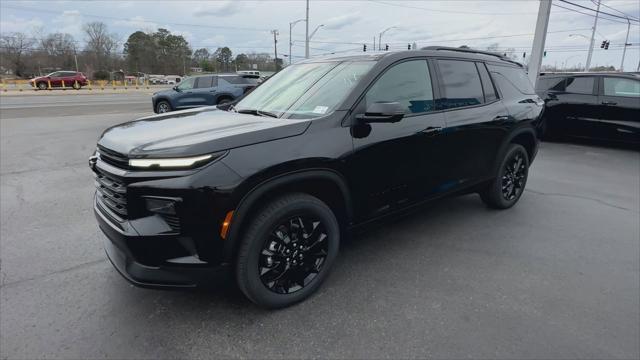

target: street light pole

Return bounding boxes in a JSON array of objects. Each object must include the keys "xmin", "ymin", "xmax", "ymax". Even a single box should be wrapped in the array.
[
  {"xmin": 309, "ymin": 24, "xmax": 324, "ymax": 40},
  {"xmin": 378, "ymin": 26, "xmax": 397, "ymax": 51},
  {"xmin": 620, "ymin": 18, "xmax": 631, "ymax": 71},
  {"xmin": 289, "ymin": 19, "xmax": 305, "ymax": 65},
  {"xmin": 585, "ymin": 0, "xmax": 601, "ymax": 72},
  {"xmin": 271, "ymin": 30, "xmax": 279, "ymax": 71},
  {"xmin": 305, "ymin": 0, "xmax": 310, "ymax": 59}
]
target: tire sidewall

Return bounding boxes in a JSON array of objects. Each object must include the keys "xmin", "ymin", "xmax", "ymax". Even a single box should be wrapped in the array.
[
  {"xmin": 37, "ymin": 82, "xmax": 47, "ymax": 90},
  {"xmin": 492, "ymin": 144, "xmax": 529, "ymax": 208},
  {"xmin": 156, "ymin": 101, "xmax": 171, "ymax": 113},
  {"xmin": 238, "ymin": 195, "xmax": 340, "ymax": 308}
]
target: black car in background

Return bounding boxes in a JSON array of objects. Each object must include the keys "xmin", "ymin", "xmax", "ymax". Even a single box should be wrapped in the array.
[
  {"xmin": 92, "ymin": 47, "xmax": 543, "ymax": 308},
  {"xmin": 152, "ymin": 74, "xmax": 259, "ymax": 113},
  {"xmin": 536, "ymin": 72, "xmax": 640, "ymax": 144}
]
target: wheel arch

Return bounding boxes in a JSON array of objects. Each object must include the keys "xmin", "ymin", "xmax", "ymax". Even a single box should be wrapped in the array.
[
  {"xmin": 493, "ymin": 127, "xmax": 538, "ymax": 173},
  {"xmin": 223, "ymin": 169, "xmax": 353, "ymax": 263}
]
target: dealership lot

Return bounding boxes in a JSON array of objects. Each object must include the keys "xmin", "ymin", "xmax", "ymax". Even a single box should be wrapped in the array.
[{"xmin": 1, "ymin": 94, "xmax": 638, "ymax": 359}]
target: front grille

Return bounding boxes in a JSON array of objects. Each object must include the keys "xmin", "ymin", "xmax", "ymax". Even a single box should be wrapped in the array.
[
  {"xmin": 94, "ymin": 169, "xmax": 127, "ymax": 218},
  {"xmin": 161, "ymin": 214, "xmax": 181, "ymax": 232},
  {"xmin": 98, "ymin": 146, "xmax": 129, "ymax": 169}
]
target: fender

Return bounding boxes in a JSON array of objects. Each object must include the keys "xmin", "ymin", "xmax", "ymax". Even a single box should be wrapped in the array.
[
  {"xmin": 222, "ymin": 168, "xmax": 353, "ymax": 263},
  {"xmin": 492, "ymin": 126, "xmax": 538, "ymax": 174}
]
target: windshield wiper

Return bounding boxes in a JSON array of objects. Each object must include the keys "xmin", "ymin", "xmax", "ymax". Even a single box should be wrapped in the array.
[{"xmin": 237, "ymin": 109, "xmax": 279, "ymax": 118}]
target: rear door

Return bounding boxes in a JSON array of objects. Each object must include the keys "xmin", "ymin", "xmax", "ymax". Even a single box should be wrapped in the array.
[
  {"xmin": 189, "ymin": 76, "xmax": 217, "ymax": 106},
  {"xmin": 597, "ymin": 76, "xmax": 640, "ymax": 143},
  {"xmin": 434, "ymin": 59, "xmax": 510, "ymax": 188},
  {"xmin": 559, "ymin": 76, "xmax": 599, "ymax": 138}
]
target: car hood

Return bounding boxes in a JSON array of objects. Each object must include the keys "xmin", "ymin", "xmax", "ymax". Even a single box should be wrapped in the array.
[
  {"xmin": 98, "ymin": 107, "xmax": 311, "ymax": 157},
  {"xmin": 153, "ymin": 89, "xmax": 174, "ymax": 96}
]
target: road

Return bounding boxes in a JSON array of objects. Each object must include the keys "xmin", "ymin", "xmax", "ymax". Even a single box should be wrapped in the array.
[{"xmin": 1, "ymin": 93, "xmax": 639, "ymax": 359}]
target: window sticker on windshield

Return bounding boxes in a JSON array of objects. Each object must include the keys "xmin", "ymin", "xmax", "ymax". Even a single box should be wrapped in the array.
[{"xmin": 313, "ymin": 106, "xmax": 329, "ymax": 114}]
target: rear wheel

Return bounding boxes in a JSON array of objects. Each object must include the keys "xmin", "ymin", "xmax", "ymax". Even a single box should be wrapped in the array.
[
  {"xmin": 72, "ymin": 81, "xmax": 81, "ymax": 90},
  {"xmin": 480, "ymin": 144, "xmax": 529, "ymax": 209},
  {"xmin": 236, "ymin": 193, "xmax": 340, "ymax": 308},
  {"xmin": 156, "ymin": 100, "xmax": 171, "ymax": 113}
]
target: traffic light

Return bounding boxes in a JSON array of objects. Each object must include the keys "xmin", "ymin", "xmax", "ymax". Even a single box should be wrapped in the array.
[
  {"xmin": 363, "ymin": 44, "xmax": 367, "ymax": 52},
  {"xmin": 543, "ymin": 50, "xmax": 547, "ymax": 57},
  {"xmin": 385, "ymin": 44, "xmax": 389, "ymax": 51},
  {"xmin": 523, "ymin": 52, "xmax": 526, "ymax": 59},
  {"xmin": 601, "ymin": 40, "xmax": 606, "ymax": 49},
  {"xmin": 604, "ymin": 40, "xmax": 610, "ymax": 50},
  {"xmin": 408, "ymin": 43, "xmax": 411, "ymax": 50}
]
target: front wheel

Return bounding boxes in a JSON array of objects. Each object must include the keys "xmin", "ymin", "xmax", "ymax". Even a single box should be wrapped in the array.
[
  {"xmin": 37, "ymin": 82, "xmax": 48, "ymax": 90},
  {"xmin": 480, "ymin": 144, "xmax": 529, "ymax": 209},
  {"xmin": 235, "ymin": 193, "xmax": 340, "ymax": 308},
  {"xmin": 155, "ymin": 100, "xmax": 171, "ymax": 113}
]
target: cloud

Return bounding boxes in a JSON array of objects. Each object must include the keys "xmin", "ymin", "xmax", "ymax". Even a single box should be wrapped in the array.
[
  {"xmin": 201, "ymin": 35, "xmax": 227, "ymax": 48},
  {"xmin": 114, "ymin": 16, "xmax": 158, "ymax": 30},
  {"xmin": 193, "ymin": 1, "xmax": 242, "ymax": 17},
  {"xmin": 0, "ymin": 15, "xmax": 44, "ymax": 33},
  {"xmin": 323, "ymin": 13, "xmax": 360, "ymax": 30}
]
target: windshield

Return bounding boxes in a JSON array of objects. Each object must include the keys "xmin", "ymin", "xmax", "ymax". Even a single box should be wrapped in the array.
[{"xmin": 235, "ymin": 61, "xmax": 375, "ymax": 119}]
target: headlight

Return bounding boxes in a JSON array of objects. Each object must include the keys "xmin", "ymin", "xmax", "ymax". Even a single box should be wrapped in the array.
[{"xmin": 129, "ymin": 154, "xmax": 218, "ymax": 169}]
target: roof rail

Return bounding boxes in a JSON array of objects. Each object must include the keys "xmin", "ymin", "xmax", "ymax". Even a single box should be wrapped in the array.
[{"xmin": 421, "ymin": 46, "xmax": 523, "ymax": 67}]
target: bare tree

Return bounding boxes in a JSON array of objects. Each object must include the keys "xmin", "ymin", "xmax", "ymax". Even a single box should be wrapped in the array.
[
  {"xmin": 0, "ymin": 32, "xmax": 35, "ymax": 76},
  {"xmin": 83, "ymin": 21, "xmax": 119, "ymax": 70}
]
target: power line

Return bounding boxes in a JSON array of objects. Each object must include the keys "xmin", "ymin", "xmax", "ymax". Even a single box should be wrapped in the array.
[
  {"xmin": 369, "ymin": 0, "xmax": 568, "ymax": 16},
  {"xmin": 551, "ymin": 3, "xmax": 634, "ymax": 25},
  {"xmin": 557, "ymin": 0, "xmax": 640, "ymax": 22},
  {"xmin": 595, "ymin": 0, "xmax": 640, "ymax": 21}
]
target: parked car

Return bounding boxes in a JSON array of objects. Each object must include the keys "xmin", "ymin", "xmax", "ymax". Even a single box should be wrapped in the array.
[
  {"xmin": 151, "ymin": 74, "xmax": 259, "ymax": 113},
  {"xmin": 29, "ymin": 71, "xmax": 88, "ymax": 90},
  {"xmin": 91, "ymin": 47, "xmax": 542, "ymax": 308},
  {"xmin": 536, "ymin": 72, "xmax": 640, "ymax": 144}
]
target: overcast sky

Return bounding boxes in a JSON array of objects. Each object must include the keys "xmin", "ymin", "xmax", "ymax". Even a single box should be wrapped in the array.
[{"xmin": 1, "ymin": 0, "xmax": 639, "ymax": 70}]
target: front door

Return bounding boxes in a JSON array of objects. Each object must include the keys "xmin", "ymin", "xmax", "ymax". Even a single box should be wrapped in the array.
[
  {"xmin": 347, "ymin": 59, "xmax": 446, "ymax": 221},
  {"xmin": 597, "ymin": 76, "xmax": 640, "ymax": 144}
]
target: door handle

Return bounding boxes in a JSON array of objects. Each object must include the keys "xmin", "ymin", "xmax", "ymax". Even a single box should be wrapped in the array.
[
  {"xmin": 421, "ymin": 126, "xmax": 443, "ymax": 135},
  {"xmin": 493, "ymin": 115, "xmax": 511, "ymax": 123},
  {"xmin": 602, "ymin": 101, "xmax": 617, "ymax": 105}
]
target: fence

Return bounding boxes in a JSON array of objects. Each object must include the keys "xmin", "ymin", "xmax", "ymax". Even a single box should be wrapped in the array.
[{"xmin": 0, "ymin": 78, "xmax": 164, "ymax": 92}]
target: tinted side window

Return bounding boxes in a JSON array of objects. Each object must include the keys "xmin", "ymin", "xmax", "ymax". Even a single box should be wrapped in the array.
[
  {"xmin": 537, "ymin": 77, "xmax": 566, "ymax": 91},
  {"xmin": 222, "ymin": 76, "xmax": 251, "ymax": 84},
  {"xmin": 603, "ymin": 77, "xmax": 640, "ymax": 97},
  {"xmin": 565, "ymin": 77, "xmax": 594, "ymax": 94},
  {"xmin": 366, "ymin": 60, "xmax": 434, "ymax": 114},
  {"xmin": 487, "ymin": 64, "xmax": 535, "ymax": 95},
  {"xmin": 476, "ymin": 62, "xmax": 498, "ymax": 102},
  {"xmin": 194, "ymin": 76, "xmax": 214, "ymax": 88},
  {"xmin": 438, "ymin": 59, "xmax": 484, "ymax": 109}
]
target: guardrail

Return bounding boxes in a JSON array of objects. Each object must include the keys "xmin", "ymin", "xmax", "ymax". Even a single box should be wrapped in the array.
[{"xmin": 0, "ymin": 79, "xmax": 165, "ymax": 93}]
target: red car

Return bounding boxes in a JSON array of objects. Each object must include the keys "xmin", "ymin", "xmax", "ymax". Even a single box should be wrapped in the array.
[{"xmin": 30, "ymin": 71, "xmax": 88, "ymax": 90}]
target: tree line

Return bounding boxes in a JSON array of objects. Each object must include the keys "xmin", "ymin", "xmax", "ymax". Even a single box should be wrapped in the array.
[{"xmin": 0, "ymin": 21, "xmax": 279, "ymax": 79}]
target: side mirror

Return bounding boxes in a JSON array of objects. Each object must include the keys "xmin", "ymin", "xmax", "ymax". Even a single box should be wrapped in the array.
[
  {"xmin": 173, "ymin": 86, "xmax": 180, "ymax": 92},
  {"xmin": 355, "ymin": 102, "xmax": 405, "ymax": 123}
]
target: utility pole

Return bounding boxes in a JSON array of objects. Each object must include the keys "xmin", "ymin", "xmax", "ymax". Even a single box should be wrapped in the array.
[
  {"xmin": 272, "ymin": 30, "xmax": 279, "ymax": 71},
  {"xmin": 305, "ymin": 0, "xmax": 310, "ymax": 59},
  {"xmin": 620, "ymin": 18, "xmax": 631, "ymax": 71},
  {"xmin": 373, "ymin": 36, "xmax": 376, "ymax": 53},
  {"xmin": 528, "ymin": 0, "xmax": 552, "ymax": 87},
  {"xmin": 585, "ymin": 0, "xmax": 601, "ymax": 72}
]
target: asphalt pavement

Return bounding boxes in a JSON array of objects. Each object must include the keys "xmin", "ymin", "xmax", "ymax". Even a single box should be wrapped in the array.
[{"xmin": 1, "ymin": 93, "xmax": 639, "ymax": 359}]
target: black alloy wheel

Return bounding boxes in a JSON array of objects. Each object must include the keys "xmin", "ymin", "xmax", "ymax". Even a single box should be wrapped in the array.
[
  {"xmin": 479, "ymin": 143, "xmax": 529, "ymax": 209},
  {"xmin": 236, "ymin": 193, "xmax": 339, "ymax": 308},
  {"xmin": 259, "ymin": 216, "xmax": 329, "ymax": 294},
  {"xmin": 501, "ymin": 151, "xmax": 527, "ymax": 201}
]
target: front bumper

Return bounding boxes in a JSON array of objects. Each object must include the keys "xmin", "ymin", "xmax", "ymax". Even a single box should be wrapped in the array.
[{"xmin": 95, "ymin": 197, "xmax": 229, "ymax": 289}]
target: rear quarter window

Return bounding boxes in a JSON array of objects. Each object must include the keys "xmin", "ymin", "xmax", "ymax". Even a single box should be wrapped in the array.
[
  {"xmin": 537, "ymin": 77, "xmax": 566, "ymax": 91},
  {"xmin": 487, "ymin": 65, "xmax": 535, "ymax": 95}
]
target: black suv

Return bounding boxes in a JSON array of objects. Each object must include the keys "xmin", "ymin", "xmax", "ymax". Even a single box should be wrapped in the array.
[
  {"xmin": 91, "ymin": 47, "xmax": 543, "ymax": 308},
  {"xmin": 536, "ymin": 72, "xmax": 639, "ymax": 144}
]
